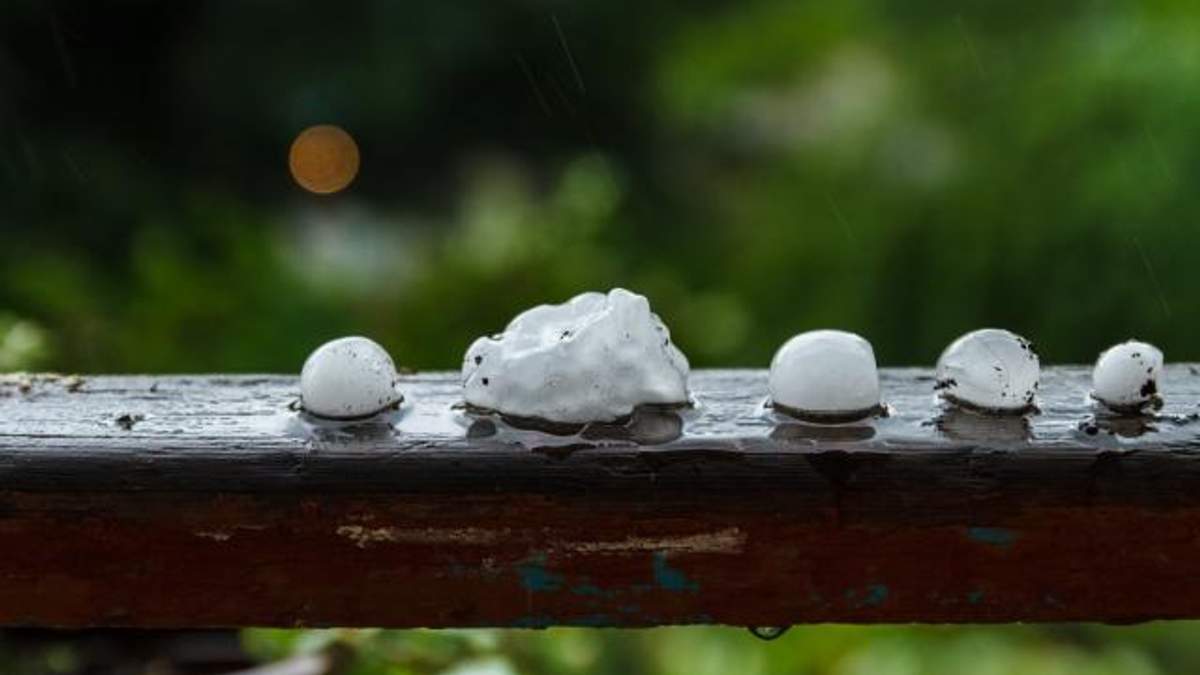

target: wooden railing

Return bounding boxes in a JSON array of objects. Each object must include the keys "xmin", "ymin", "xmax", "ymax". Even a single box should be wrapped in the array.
[{"xmin": 0, "ymin": 367, "xmax": 1198, "ymax": 628}]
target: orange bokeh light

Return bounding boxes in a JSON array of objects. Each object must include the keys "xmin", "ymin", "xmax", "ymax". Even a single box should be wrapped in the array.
[{"xmin": 288, "ymin": 124, "xmax": 360, "ymax": 195}]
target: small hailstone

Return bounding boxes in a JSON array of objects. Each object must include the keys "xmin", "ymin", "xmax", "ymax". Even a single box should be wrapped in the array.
[
  {"xmin": 1092, "ymin": 340, "xmax": 1163, "ymax": 412},
  {"xmin": 300, "ymin": 336, "xmax": 404, "ymax": 419},
  {"xmin": 935, "ymin": 328, "xmax": 1039, "ymax": 414},
  {"xmin": 768, "ymin": 330, "xmax": 881, "ymax": 422},
  {"xmin": 462, "ymin": 288, "xmax": 690, "ymax": 424}
]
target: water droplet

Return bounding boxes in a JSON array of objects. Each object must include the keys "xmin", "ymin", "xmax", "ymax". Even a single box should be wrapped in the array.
[{"xmin": 748, "ymin": 626, "xmax": 791, "ymax": 641}]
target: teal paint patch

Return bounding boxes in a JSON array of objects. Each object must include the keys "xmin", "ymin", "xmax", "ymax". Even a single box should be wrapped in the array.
[
  {"xmin": 652, "ymin": 552, "xmax": 699, "ymax": 592},
  {"xmin": 513, "ymin": 614, "xmax": 618, "ymax": 627},
  {"xmin": 967, "ymin": 590, "xmax": 985, "ymax": 605},
  {"xmin": 845, "ymin": 584, "xmax": 889, "ymax": 608},
  {"xmin": 511, "ymin": 614, "xmax": 555, "ymax": 628},
  {"xmin": 571, "ymin": 583, "xmax": 606, "ymax": 597},
  {"xmin": 967, "ymin": 527, "xmax": 1017, "ymax": 548},
  {"xmin": 862, "ymin": 584, "xmax": 889, "ymax": 607},
  {"xmin": 516, "ymin": 553, "xmax": 563, "ymax": 592},
  {"xmin": 567, "ymin": 614, "xmax": 615, "ymax": 627}
]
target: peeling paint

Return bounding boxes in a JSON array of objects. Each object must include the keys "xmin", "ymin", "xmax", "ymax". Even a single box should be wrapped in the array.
[
  {"xmin": 846, "ymin": 584, "xmax": 889, "ymax": 608},
  {"xmin": 863, "ymin": 584, "xmax": 889, "ymax": 607},
  {"xmin": 571, "ymin": 583, "xmax": 606, "ymax": 597},
  {"xmin": 556, "ymin": 528, "xmax": 745, "ymax": 555},
  {"xmin": 517, "ymin": 554, "xmax": 564, "ymax": 592},
  {"xmin": 652, "ymin": 552, "xmax": 699, "ymax": 592},
  {"xmin": 336, "ymin": 525, "xmax": 510, "ymax": 549},
  {"xmin": 565, "ymin": 614, "xmax": 615, "ymax": 626},
  {"xmin": 967, "ymin": 590, "xmax": 985, "ymax": 605},
  {"xmin": 513, "ymin": 613, "xmax": 625, "ymax": 627},
  {"xmin": 333, "ymin": 524, "xmax": 743, "ymax": 556},
  {"xmin": 336, "ymin": 525, "xmax": 399, "ymax": 548},
  {"xmin": 511, "ymin": 614, "xmax": 555, "ymax": 628},
  {"xmin": 194, "ymin": 530, "xmax": 231, "ymax": 542},
  {"xmin": 967, "ymin": 527, "xmax": 1017, "ymax": 548}
]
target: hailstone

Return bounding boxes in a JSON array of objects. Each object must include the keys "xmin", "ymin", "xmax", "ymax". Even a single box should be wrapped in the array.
[
  {"xmin": 768, "ymin": 330, "xmax": 881, "ymax": 422},
  {"xmin": 462, "ymin": 288, "xmax": 690, "ymax": 424},
  {"xmin": 1092, "ymin": 340, "xmax": 1163, "ymax": 412},
  {"xmin": 935, "ymin": 328, "xmax": 1039, "ymax": 413},
  {"xmin": 300, "ymin": 336, "xmax": 404, "ymax": 419}
]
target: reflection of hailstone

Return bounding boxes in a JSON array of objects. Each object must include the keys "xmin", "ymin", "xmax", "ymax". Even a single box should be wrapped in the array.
[
  {"xmin": 768, "ymin": 330, "xmax": 881, "ymax": 422},
  {"xmin": 1092, "ymin": 340, "xmax": 1163, "ymax": 413},
  {"xmin": 462, "ymin": 288, "xmax": 690, "ymax": 424},
  {"xmin": 935, "ymin": 328, "xmax": 1039, "ymax": 413},
  {"xmin": 300, "ymin": 336, "xmax": 404, "ymax": 419}
]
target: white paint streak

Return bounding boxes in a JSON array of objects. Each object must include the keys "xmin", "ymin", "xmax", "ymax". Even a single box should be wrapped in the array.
[
  {"xmin": 555, "ymin": 528, "xmax": 746, "ymax": 555},
  {"xmin": 336, "ymin": 525, "xmax": 511, "ymax": 549},
  {"xmin": 334, "ymin": 525, "xmax": 746, "ymax": 554}
]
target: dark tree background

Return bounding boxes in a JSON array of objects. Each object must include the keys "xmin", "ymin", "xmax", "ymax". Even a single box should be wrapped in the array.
[{"xmin": 2, "ymin": 0, "xmax": 1195, "ymax": 374}]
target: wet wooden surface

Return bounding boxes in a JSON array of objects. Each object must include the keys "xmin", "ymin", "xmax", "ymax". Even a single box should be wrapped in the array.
[{"xmin": 1, "ymin": 367, "xmax": 1200, "ymax": 628}]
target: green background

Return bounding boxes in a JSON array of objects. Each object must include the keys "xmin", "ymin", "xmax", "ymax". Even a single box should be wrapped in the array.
[{"xmin": 2, "ymin": 0, "xmax": 1198, "ymax": 672}]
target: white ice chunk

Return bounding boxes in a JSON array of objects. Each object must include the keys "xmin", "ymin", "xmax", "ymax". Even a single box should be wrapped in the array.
[
  {"xmin": 935, "ymin": 328, "xmax": 1039, "ymax": 413},
  {"xmin": 768, "ymin": 330, "xmax": 881, "ymax": 421},
  {"xmin": 1092, "ymin": 340, "xmax": 1163, "ymax": 412},
  {"xmin": 300, "ymin": 336, "xmax": 404, "ymax": 419},
  {"xmin": 462, "ymin": 288, "xmax": 690, "ymax": 424}
]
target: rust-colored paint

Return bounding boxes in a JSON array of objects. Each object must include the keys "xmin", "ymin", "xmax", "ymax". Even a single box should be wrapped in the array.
[{"xmin": 0, "ymin": 490, "xmax": 1196, "ymax": 628}]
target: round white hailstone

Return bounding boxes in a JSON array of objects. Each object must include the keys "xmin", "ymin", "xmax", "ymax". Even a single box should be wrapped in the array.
[
  {"xmin": 462, "ymin": 288, "xmax": 690, "ymax": 424},
  {"xmin": 300, "ymin": 336, "xmax": 404, "ymax": 419},
  {"xmin": 935, "ymin": 328, "xmax": 1040, "ymax": 413},
  {"xmin": 768, "ymin": 330, "xmax": 881, "ymax": 422},
  {"xmin": 1092, "ymin": 340, "xmax": 1163, "ymax": 412}
]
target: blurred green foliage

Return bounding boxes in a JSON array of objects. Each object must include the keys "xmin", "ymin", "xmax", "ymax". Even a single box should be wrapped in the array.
[
  {"xmin": 4, "ymin": 0, "xmax": 1200, "ymax": 672},
  {"xmin": 239, "ymin": 623, "xmax": 1200, "ymax": 675},
  {"xmin": 3, "ymin": 0, "xmax": 1198, "ymax": 372}
]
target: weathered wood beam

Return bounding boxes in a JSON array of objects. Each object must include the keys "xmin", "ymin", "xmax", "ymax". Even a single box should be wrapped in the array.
[{"xmin": 0, "ymin": 367, "xmax": 1199, "ymax": 628}]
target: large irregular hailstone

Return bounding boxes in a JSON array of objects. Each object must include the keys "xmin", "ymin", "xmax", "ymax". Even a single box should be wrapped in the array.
[
  {"xmin": 462, "ymin": 288, "xmax": 690, "ymax": 424},
  {"xmin": 768, "ymin": 330, "xmax": 881, "ymax": 422},
  {"xmin": 935, "ymin": 328, "xmax": 1040, "ymax": 414},
  {"xmin": 1092, "ymin": 340, "xmax": 1164, "ymax": 412},
  {"xmin": 300, "ymin": 336, "xmax": 404, "ymax": 419}
]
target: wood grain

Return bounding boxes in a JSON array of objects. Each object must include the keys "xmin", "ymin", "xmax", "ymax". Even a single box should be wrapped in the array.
[{"xmin": 0, "ymin": 367, "xmax": 1199, "ymax": 628}]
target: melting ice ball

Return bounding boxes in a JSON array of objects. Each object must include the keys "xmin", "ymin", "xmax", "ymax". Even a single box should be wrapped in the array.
[
  {"xmin": 1092, "ymin": 340, "xmax": 1163, "ymax": 413},
  {"xmin": 462, "ymin": 288, "xmax": 690, "ymax": 424},
  {"xmin": 935, "ymin": 328, "xmax": 1040, "ymax": 414},
  {"xmin": 768, "ymin": 330, "xmax": 881, "ymax": 422},
  {"xmin": 300, "ymin": 336, "xmax": 404, "ymax": 419}
]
